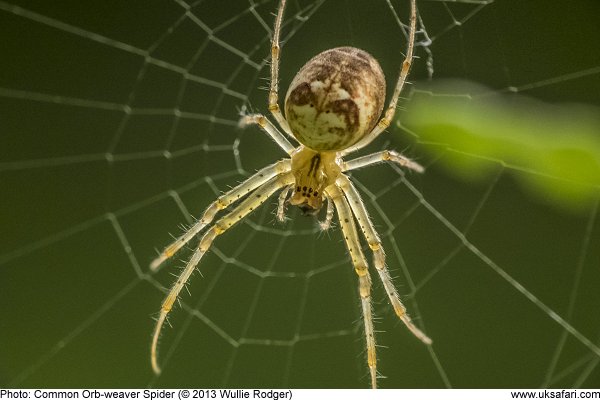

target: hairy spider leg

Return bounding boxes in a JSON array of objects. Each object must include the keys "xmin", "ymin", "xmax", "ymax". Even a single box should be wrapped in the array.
[
  {"xmin": 337, "ymin": 174, "xmax": 432, "ymax": 344},
  {"xmin": 151, "ymin": 171, "xmax": 295, "ymax": 374},
  {"xmin": 327, "ymin": 184, "xmax": 379, "ymax": 388},
  {"xmin": 268, "ymin": 0, "xmax": 295, "ymax": 138},
  {"xmin": 150, "ymin": 160, "xmax": 291, "ymax": 271},
  {"xmin": 342, "ymin": 149, "xmax": 424, "ymax": 174},
  {"xmin": 341, "ymin": 0, "xmax": 418, "ymax": 156},
  {"xmin": 239, "ymin": 113, "xmax": 296, "ymax": 154}
]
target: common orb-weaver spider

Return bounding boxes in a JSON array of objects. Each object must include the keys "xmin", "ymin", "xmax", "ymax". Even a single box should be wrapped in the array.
[{"xmin": 150, "ymin": 0, "xmax": 431, "ymax": 388}]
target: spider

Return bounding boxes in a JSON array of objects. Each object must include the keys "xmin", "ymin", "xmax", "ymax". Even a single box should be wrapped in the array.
[{"xmin": 150, "ymin": 0, "xmax": 431, "ymax": 388}]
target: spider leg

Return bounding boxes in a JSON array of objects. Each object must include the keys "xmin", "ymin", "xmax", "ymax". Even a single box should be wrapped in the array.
[
  {"xmin": 342, "ymin": 149, "xmax": 424, "ymax": 174},
  {"xmin": 268, "ymin": 0, "xmax": 295, "ymax": 138},
  {"xmin": 337, "ymin": 174, "xmax": 432, "ymax": 345},
  {"xmin": 319, "ymin": 194, "xmax": 335, "ymax": 231},
  {"xmin": 276, "ymin": 184, "xmax": 292, "ymax": 222},
  {"xmin": 239, "ymin": 113, "xmax": 296, "ymax": 155},
  {"xmin": 151, "ymin": 171, "xmax": 294, "ymax": 374},
  {"xmin": 326, "ymin": 184, "xmax": 378, "ymax": 389},
  {"xmin": 341, "ymin": 0, "xmax": 417, "ymax": 156},
  {"xmin": 150, "ymin": 159, "xmax": 291, "ymax": 271}
]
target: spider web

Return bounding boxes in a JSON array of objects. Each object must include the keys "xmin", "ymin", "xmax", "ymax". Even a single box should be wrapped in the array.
[{"xmin": 1, "ymin": 0, "xmax": 600, "ymax": 389}]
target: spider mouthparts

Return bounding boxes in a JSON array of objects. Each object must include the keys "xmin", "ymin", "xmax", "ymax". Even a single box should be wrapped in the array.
[
  {"xmin": 289, "ymin": 189, "xmax": 323, "ymax": 213},
  {"xmin": 298, "ymin": 204, "xmax": 320, "ymax": 216}
]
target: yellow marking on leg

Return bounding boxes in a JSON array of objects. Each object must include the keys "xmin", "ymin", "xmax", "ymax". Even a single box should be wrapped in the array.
[
  {"xmin": 377, "ymin": 117, "xmax": 390, "ymax": 129},
  {"xmin": 329, "ymin": 184, "xmax": 379, "ymax": 388},
  {"xmin": 271, "ymin": 44, "xmax": 280, "ymax": 59},
  {"xmin": 338, "ymin": 174, "xmax": 433, "ymax": 346}
]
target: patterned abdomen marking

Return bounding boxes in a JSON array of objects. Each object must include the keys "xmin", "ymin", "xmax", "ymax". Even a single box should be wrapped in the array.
[{"xmin": 284, "ymin": 47, "xmax": 386, "ymax": 151}]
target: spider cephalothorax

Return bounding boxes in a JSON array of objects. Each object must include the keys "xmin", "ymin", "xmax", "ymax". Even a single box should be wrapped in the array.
[
  {"xmin": 150, "ymin": 0, "xmax": 430, "ymax": 389},
  {"xmin": 288, "ymin": 147, "xmax": 341, "ymax": 211}
]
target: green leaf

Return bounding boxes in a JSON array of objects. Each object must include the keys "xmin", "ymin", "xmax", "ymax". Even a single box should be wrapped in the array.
[{"xmin": 403, "ymin": 80, "xmax": 600, "ymax": 212}]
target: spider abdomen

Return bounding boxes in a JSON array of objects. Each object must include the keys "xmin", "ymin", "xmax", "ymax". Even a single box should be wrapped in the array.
[{"xmin": 284, "ymin": 47, "xmax": 386, "ymax": 152}]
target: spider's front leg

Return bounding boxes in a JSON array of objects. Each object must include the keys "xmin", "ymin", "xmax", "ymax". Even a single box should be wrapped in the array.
[
  {"xmin": 150, "ymin": 159, "xmax": 291, "ymax": 271},
  {"xmin": 151, "ymin": 172, "xmax": 294, "ymax": 374},
  {"xmin": 337, "ymin": 174, "xmax": 432, "ymax": 345},
  {"xmin": 326, "ymin": 184, "xmax": 379, "ymax": 389}
]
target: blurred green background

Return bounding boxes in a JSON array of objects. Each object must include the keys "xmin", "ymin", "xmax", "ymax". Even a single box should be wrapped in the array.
[{"xmin": 1, "ymin": 0, "xmax": 600, "ymax": 389}]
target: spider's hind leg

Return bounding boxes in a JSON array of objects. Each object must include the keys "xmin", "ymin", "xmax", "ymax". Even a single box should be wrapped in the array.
[
  {"xmin": 267, "ymin": 0, "xmax": 297, "ymax": 138},
  {"xmin": 340, "ymin": 0, "xmax": 418, "ymax": 156}
]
